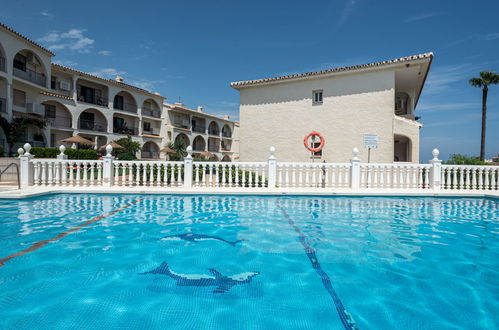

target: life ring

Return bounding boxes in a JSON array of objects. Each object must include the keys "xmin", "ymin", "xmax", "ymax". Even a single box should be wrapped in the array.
[{"xmin": 304, "ymin": 132, "xmax": 325, "ymax": 152}]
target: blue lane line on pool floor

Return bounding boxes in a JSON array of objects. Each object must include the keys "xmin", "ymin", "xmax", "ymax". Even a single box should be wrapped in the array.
[{"xmin": 278, "ymin": 201, "xmax": 357, "ymax": 330}]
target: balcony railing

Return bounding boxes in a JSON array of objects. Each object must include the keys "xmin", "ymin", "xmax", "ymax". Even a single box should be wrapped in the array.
[
  {"xmin": 193, "ymin": 126, "xmax": 206, "ymax": 133},
  {"xmin": 114, "ymin": 102, "xmax": 137, "ymax": 113},
  {"xmin": 142, "ymin": 107, "xmax": 161, "ymax": 118},
  {"xmin": 46, "ymin": 116, "xmax": 72, "ymax": 128},
  {"xmin": 208, "ymin": 130, "xmax": 220, "ymax": 136},
  {"xmin": 141, "ymin": 151, "xmax": 159, "ymax": 159},
  {"xmin": 113, "ymin": 126, "xmax": 138, "ymax": 136},
  {"xmin": 0, "ymin": 98, "xmax": 6, "ymax": 113},
  {"xmin": 0, "ymin": 56, "xmax": 5, "ymax": 72},
  {"xmin": 208, "ymin": 145, "xmax": 220, "ymax": 152},
  {"xmin": 77, "ymin": 92, "xmax": 109, "ymax": 107},
  {"xmin": 222, "ymin": 132, "xmax": 232, "ymax": 138},
  {"xmin": 142, "ymin": 127, "xmax": 160, "ymax": 136},
  {"xmin": 173, "ymin": 121, "xmax": 190, "ymax": 129},
  {"xmin": 13, "ymin": 68, "xmax": 46, "ymax": 87},
  {"xmin": 79, "ymin": 120, "xmax": 107, "ymax": 132}
]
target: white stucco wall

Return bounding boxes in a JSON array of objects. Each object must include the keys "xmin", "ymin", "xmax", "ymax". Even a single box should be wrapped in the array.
[{"xmin": 238, "ymin": 69, "xmax": 402, "ymax": 163}]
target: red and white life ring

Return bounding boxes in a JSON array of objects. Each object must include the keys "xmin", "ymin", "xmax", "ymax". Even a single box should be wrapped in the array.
[{"xmin": 304, "ymin": 132, "xmax": 325, "ymax": 152}]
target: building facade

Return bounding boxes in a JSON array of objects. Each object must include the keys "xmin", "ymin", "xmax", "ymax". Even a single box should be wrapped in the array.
[
  {"xmin": 232, "ymin": 53, "xmax": 433, "ymax": 163},
  {"xmin": 0, "ymin": 23, "xmax": 238, "ymax": 160},
  {"xmin": 163, "ymin": 102, "xmax": 239, "ymax": 161}
]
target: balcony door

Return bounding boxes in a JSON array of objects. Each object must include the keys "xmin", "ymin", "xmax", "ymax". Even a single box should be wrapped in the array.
[{"xmin": 80, "ymin": 86, "xmax": 95, "ymax": 103}]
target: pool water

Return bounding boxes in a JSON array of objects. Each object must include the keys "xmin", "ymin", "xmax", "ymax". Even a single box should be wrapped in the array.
[{"xmin": 0, "ymin": 194, "xmax": 498, "ymax": 329}]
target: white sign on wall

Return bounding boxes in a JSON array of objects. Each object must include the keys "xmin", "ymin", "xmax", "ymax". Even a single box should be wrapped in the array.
[{"xmin": 363, "ymin": 134, "xmax": 378, "ymax": 149}]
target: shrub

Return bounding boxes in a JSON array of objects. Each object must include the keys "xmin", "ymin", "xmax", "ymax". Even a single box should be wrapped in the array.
[
  {"xmin": 30, "ymin": 147, "xmax": 99, "ymax": 160},
  {"xmin": 445, "ymin": 154, "xmax": 487, "ymax": 165}
]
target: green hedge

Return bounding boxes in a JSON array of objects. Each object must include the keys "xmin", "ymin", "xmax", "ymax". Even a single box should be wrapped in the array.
[{"xmin": 30, "ymin": 147, "xmax": 100, "ymax": 160}]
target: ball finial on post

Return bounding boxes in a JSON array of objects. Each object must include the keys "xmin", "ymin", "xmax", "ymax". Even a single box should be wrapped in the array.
[
  {"xmin": 59, "ymin": 145, "xmax": 66, "ymax": 155},
  {"xmin": 432, "ymin": 148, "xmax": 440, "ymax": 161},
  {"xmin": 105, "ymin": 144, "xmax": 113, "ymax": 156},
  {"xmin": 352, "ymin": 147, "xmax": 360, "ymax": 161},
  {"xmin": 23, "ymin": 143, "xmax": 32, "ymax": 155},
  {"xmin": 17, "ymin": 148, "xmax": 25, "ymax": 156},
  {"xmin": 186, "ymin": 145, "xmax": 193, "ymax": 156}
]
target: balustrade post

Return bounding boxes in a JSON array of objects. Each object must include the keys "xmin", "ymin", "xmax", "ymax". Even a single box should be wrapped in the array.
[
  {"xmin": 267, "ymin": 146, "xmax": 277, "ymax": 189},
  {"xmin": 56, "ymin": 145, "xmax": 68, "ymax": 184},
  {"xmin": 19, "ymin": 143, "xmax": 34, "ymax": 189},
  {"xmin": 102, "ymin": 145, "xmax": 114, "ymax": 187},
  {"xmin": 429, "ymin": 148, "xmax": 442, "ymax": 190},
  {"xmin": 350, "ymin": 148, "xmax": 361, "ymax": 189},
  {"xmin": 183, "ymin": 145, "xmax": 193, "ymax": 188}
]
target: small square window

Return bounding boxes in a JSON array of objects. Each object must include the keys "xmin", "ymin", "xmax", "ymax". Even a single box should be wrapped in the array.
[{"xmin": 313, "ymin": 90, "xmax": 323, "ymax": 104}]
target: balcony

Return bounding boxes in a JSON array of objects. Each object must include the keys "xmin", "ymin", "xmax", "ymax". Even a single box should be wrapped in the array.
[
  {"xmin": 173, "ymin": 121, "xmax": 190, "ymax": 129},
  {"xmin": 13, "ymin": 68, "xmax": 46, "ymax": 87},
  {"xmin": 193, "ymin": 125, "xmax": 206, "ymax": 134},
  {"xmin": 0, "ymin": 98, "xmax": 6, "ymax": 113},
  {"xmin": 208, "ymin": 145, "xmax": 220, "ymax": 152},
  {"xmin": 79, "ymin": 119, "xmax": 107, "ymax": 132},
  {"xmin": 142, "ymin": 127, "xmax": 160, "ymax": 136},
  {"xmin": 114, "ymin": 102, "xmax": 137, "ymax": 114},
  {"xmin": 142, "ymin": 107, "xmax": 161, "ymax": 118},
  {"xmin": 113, "ymin": 126, "xmax": 138, "ymax": 136},
  {"xmin": 77, "ymin": 93, "xmax": 109, "ymax": 107},
  {"xmin": 0, "ymin": 56, "xmax": 5, "ymax": 72},
  {"xmin": 46, "ymin": 116, "xmax": 72, "ymax": 128}
]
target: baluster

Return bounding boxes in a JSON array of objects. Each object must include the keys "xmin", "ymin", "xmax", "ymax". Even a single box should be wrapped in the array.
[
  {"xmin": 214, "ymin": 164, "xmax": 219, "ymax": 187},
  {"xmin": 330, "ymin": 166, "xmax": 335, "ymax": 188},
  {"xmin": 291, "ymin": 165, "xmax": 296, "ymax": 188},
  {"xmin": 235, "ymin": 164, "xmax": 240, "ymax": 187},
  {"xmin": 411, "ymin": 167, "xmax": 417, "ymax": 189},
  {"xmin": 491, "ymin": 168, "xmax": 497, "ymax": 190},
  {"xmin": 261, "ymin": 164, "xmax": 266, "ymax": 187},
  {"xmin": 155, "ymin": 164, "xmax": 160, "ymax": 186},
  {"xmin": 471, "ymin": 168, "xmax": 477, "ymax": 189},
  {"xmin": 458, "ymin": 168, "xmax": 464, "ymax": 190},
  {"xmin": 478, "ymin": 168, "xmax": 484, "ymax": 190},
  {"xmin": 61, "ymin": 162, "xmax": 67, "ymax": 186},
  {"xmin": 129, "ymin": 163, "xmax": 134, "ymax": 186},
  {"xmin": 324, "ymin": 165, "xmax": 329, "ymax": 188},
  {"xmin": 54, "ymin": 161, "xmax": 61, "ymax": 185},
  {"xmin": 464, "ymin": 168, "xmax": 470, "ymax": 190},
  {"xmin": 484, "ymin": 168, "xmax": 490, "ymax": 190},
  {"xmin": 140, "ymin": 163, "xmax": 146, "ymax": 186},
  {"xmin": 240, "ymin": 164, "xmax": 245, "ymax": 187},
  {"xmin": 69, "ymin": 162, "xmax": 74, "ymax": 186},
  {"xmin": 179, "ymin": 164, "xmax": 184, "ymax": 185},
  {"xmin": 417, "ymin": 167, "xmax": 423, "ymax": 189},
  {"xmin": 202, "ymin": 164, "xmax": 208, "ymax": 187},
  {"xmin": 304, "ymin": 165, "xmax": 310, "ymax": 188},
  {"xmin": 90, "ymin": 162, "xmax": 95, "ymax": 186},
  {"xmin": 344, "ymin": 165, "xmax": 349, "ymax": 187},
  {"xmin": 148, "ymin": 163, "xmax": 154, "ymax": 186},
  {"xmin": 391, "ymin": 167, "xmax": 398, "ymax": 188},
  {"xmin": 83, "ymin": 162, "xmax": 89, "ymax": 186},
  {"xmin": 311, "ymin": 165, "xmax": 316, "ymax": 187},
  {"xmin": 222, "ymin": 164, "xmax": 227, "ymax": 187},
  {"xmin": 168, "ymin": 164, "xmax": 174, "ymax": 186},
  {"xmin": 33, "ymin": 162, "xmax": 39, "ymax": 185},
  {"xmin": 114, "ymin": 162, "xmax": 120, "ymax": 185},
  {"xmin": 98, "ymin": 163, "xmax": 103, "ymax": 185},
  {"xmin": 451, "ymin": 168, "xmax": 457, "ymax": 190}
]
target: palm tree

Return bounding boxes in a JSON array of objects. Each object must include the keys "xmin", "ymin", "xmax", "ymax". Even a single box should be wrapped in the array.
[{"xmin": 469, "ymin": 71, "xmax": 499, "ymax": 161}]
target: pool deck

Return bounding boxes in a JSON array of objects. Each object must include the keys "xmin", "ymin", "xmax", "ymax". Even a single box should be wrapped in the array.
[{"xmin": 0, "ymin": 186, "xmax": 498, "ymax": 199}]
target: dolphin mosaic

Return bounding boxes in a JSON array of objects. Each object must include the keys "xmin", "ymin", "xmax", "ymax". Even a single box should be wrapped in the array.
[
  {"xmin": 160, "ymin": 233, "xmax": 244, "ymax": 246},
  {"xmin": 139, "ymin": 262, "xmax": 259, "ymax": 294}
]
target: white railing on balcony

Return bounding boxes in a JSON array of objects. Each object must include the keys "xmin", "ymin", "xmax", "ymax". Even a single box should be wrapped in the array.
[
  {"xmin": 32, "ymin": 159, "xmax": 104, "ymax": 186},
  {"xmin": 441, "ymin": 165, "xmax": 499, "ymax": 190},
  {"xmin": 360, "ymin": 163, "xmax": 432, "ymax": 189},
  {"xmin": 276, "ymin": 163, "xmax": 351, "ymax": 188},
  {"xmin": 15, "ymin": 145, "xmax": 499, "ymax": 192},
  {"xmin": 113, "ymin": 161, "xmax": 184, "ymax": 187},
  {"xmin": 193, "ymin": 162, "xmax": 268, "ymax": 188}
]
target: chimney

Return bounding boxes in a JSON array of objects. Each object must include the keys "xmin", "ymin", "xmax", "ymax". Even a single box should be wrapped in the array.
[
  {"xmin": 115, "ymin": 76, "xmax": 124, "ymax": 83},
  {"xmin": 197, "ymin": 106, "xmax": 203, "ymax": 112},
  {"xmin": 223, "ymin": 115, "xmax": 230, "ymax": 120},
  {"xmin": 174, "ymin": 102, "xmax": 185, "ymax": 107}
]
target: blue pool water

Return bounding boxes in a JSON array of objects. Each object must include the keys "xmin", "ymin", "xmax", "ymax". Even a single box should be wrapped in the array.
[{"xmin": 0, "ymin": 194, "xmax": 498, "ymax": 329}]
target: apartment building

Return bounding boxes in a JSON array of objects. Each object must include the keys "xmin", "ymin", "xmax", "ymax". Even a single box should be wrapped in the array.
[
  {"xmin": 232, "ymin": 53, "xmax": 433, "ymax": 163},
  {"xmin": 0, "ymin": 23, "xmax": 239, "ymax": 160},
  {"xmin": 163, "ymin": 102, "xmax": 239, "ymax": 161}
]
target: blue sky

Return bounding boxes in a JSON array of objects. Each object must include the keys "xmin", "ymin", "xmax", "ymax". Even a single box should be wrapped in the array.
[{"xmin": 2, "ymin": 0, "xmax": 499, "ymax": 160}]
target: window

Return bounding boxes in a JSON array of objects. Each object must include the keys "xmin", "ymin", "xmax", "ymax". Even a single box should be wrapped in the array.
[
  {"xmin": 143, "ymin": 122, "xmax": 151, "ymax": 132},
  {"xmin": 313, "ymin": 90, "xmax": 323, "ymax": 104},
  {"xmin": 44, "ymin": 104, "xmax": 56, "ymax": 118},
  {"xmin": 13, "ymin": 54, "xmax": 27, "ymax": 72},
  {"xmin": 13, "ymin": 89, "xmax": 26, "ymax": 107},
  {"xmin": 113, "ymin": 117, "xmax": 125, "ymax": 128},
  {"xmin": 114, "ymin": 95, "xmax": 124, "ymax": 110},
  {"xmin": 50, "ymin": 76, "xmax": 57, "ymax": 89}
]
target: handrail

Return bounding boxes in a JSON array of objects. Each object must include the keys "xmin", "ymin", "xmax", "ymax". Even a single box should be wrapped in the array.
[{"xmin": 0, "ymin": 163, "xmax": 20, "ymax": 189}]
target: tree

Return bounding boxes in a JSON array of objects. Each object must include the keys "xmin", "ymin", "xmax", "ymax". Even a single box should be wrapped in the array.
[
  {"xmin": 444, "ymin": 154, "xmax": 487, "ymax": 166},
  {"xmin": 0, "ymin": 116, "xmax": 46, "ymax": 156},
  {"xmin": 113, "ymin": 135, "xmax": 142, "ymax": 160},
  {"xmin": 469, "ymin": 71, "xmax": 499, "ymax": 161},
  {"xmin": 165, "ymin": 139, "xmax": 187, "ymax": 161}
]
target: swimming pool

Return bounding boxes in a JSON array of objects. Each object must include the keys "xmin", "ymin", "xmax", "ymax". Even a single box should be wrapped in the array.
[{"xmin": 0, "ymin": 194, "xmax": 498, "ymax": 329}]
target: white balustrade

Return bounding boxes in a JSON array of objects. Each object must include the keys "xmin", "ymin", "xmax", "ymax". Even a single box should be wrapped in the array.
[
  {"xmin": 276, "ymin": 163, "xmax": 350, "ymax": 188},
  {"xmin": 113, "ymin": 161, "xmax": 184, "ymax": 187},
  {"xmin": 441, "ymin": 165, "xmax": 499, "ymax": 190},
  {"xmin": 32, "ymin": 160, "xmax": 104, "ymax": 186},
  {"xmin": 192, "ymin": 162, "xmax": 268, "ymax": 188},
  {"xmin": 360, "ymin": 164, "xmax": 431, "ymax": 189}
]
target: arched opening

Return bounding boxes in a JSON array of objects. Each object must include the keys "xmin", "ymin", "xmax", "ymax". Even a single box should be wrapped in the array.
[
  {"xmin": 0, "ymin": 76, "xmax": 7, "ymax": 113},
  {"xmin": 395, "ymin": 92, "xmax": 410, "ymax": 115},
  {"xmin": 0, "ymin": 42, "xmax": 6, "ymax": 72},
  {"xmin": 113, "ymin": 91, "xmax": 137, "ymax": 113},
  {"xmin": 221, "ymin": 155, "xmax": 231, "ymax": 162},
  {"xmin": 174, "ymin": 133, "xmax": 190, "ymax": 148},
  {"xmin": 208, "ymin": 121, "xmax": 220, "ymax": 136},
  {"xmin": 192, "ymin": 116, "xmax": 206, "ymax": 133},
  {"xmin": 78, "ymin": 109, "xmax": 108, "ymax": 132},
  {"xmin": 113, "ymin": 114, "xmax": 139, "ymax": 135},
  {"xmin": 142, "ymin": 99, "xmax": 161, "ymax": 118},
  {"xmin": 42, "ymin": 101, "xmax": 72, "ymax": 128},
  {"xmin": 77, "ymin": 78, "xmax": 109, "ymax": 107},
  {"xmin": 141, "ymin": 141, "xmax": 160, "ymax": 159},
  {"xmin": 222, "ymin": 124, "xmax": 232, "ymax": 138},
  {"xmin": 212, "ymin": 154, "xmax": 220, "ymax": 161},
  {"xmin": 192, "ymin": 135, "xmax": 206, "ymax": 152},
  {"xmin": 12, "ymin": 49, "xmax": 47, "ymax": 87},
  {"xmin": 394, "ymin": 135, "xmax": 412, "ymax": 162}
]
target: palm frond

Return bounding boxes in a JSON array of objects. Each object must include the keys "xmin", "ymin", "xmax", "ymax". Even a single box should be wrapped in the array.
[{"xmin": 469, "ymin": 77, "xmax": 483, "ymax": 88}]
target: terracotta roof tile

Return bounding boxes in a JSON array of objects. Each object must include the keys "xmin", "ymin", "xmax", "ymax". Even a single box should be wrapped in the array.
[
  {"xmin": 0, "ymin": 23, "xmax": 55, "ymax": 56},
  {"xmin": 40, "ymin": 91, "xmax": 73, "ymax": 100},
  {"xmin": 231, "ymin": 53, "xmax": 433, "ymax": 88}
]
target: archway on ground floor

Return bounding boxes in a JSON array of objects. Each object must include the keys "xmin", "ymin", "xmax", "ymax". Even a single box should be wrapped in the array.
[
  {"xmin": 141, "ymin": 141, "xmax": 160, "ymax": 159},
  {"xmin": 192, "ymin": 135, "xmax": 206, "ymax": 152},
  {"xmin": 221, "ymin": 155, "xmax": 231, "ymax": 162},
  {"xmin": 174, "ymin": 133, "xmax": 190, "ymax": 148},
  {"xmin": 394, "ymin": 135, "xmax": 412, "ymax": 162}
]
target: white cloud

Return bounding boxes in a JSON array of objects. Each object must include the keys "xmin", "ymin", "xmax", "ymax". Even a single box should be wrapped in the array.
[
  {"xmin": 485, "ymin": 33, "xmax": 499, "ymax": 41},
  {"xmin": 98, "ymin": 50, "xmax": 112, "ymax": 56},
  {"xmin": 88, "ymin": 68, "xmax": 126, "ymax": 79},
  {"xmin": 424, "ymin": 64, "xmax": 475, "ymax": 95},
  {"xmin": 52, "ymin": 59, "xmax": 78, "ymax": 67},
  {"xmin": 40, "ymin": 10, "xmax": 53, "ymax": 17},
  {"xmin": 37, "ymin": 29, "xmax": 95, "ymax": 53},
  {"xmin": 405, "ymin": 12, "xmax": 439, "ymax": 23},
  {"xmin": 336, "ymin": 0, "xmax": 358, "ymax": 29},
  {"xmin": 417, "ymin": 102, "xmax": 479, "ymax": 113}
]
